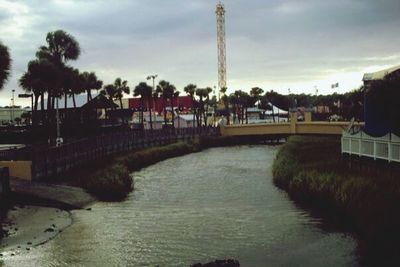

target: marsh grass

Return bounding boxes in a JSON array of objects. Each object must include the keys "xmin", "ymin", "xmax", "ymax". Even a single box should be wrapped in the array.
[{"xmin": 273, "ymin": 135, "xmax": 400, "ymax": 265}]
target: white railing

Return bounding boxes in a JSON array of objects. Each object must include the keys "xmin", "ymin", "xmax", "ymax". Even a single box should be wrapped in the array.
[{"xmin": 341, "ymin": 131, "xmax": 400, "ymax": 162}]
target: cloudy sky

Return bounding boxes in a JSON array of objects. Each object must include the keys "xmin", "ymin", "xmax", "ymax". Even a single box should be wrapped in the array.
[{"xmin": 1, "ymin": 0, "xmax": 400, "ymax": 106}]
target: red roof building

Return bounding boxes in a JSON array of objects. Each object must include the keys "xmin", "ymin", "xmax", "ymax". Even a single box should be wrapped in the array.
[{"xmin": 128, "ymin": 96, "xmax": 194, "ymax": 114}]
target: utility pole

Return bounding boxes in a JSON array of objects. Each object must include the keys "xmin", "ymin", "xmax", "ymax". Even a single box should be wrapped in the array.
[{"xmin": 216, "ymin": 2, "xmax": 227, "ymax": 91}]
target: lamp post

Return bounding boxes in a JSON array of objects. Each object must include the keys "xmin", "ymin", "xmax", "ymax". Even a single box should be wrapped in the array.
[
  {"xmin": 55, "ymin": 97, "xmax": 63, "ymax": 146},
  {"xmin": 147, "ymin": 74, "xmax": 158, "ymax": 130},
  {"xmin": 11, "ymin": 89, "xmax": 15, "ymax": 123}
]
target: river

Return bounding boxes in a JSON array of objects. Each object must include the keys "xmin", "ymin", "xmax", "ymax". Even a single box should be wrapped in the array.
[{"xmin": 1, "ymin": 145, "xmax": 358, "ymax": 266}]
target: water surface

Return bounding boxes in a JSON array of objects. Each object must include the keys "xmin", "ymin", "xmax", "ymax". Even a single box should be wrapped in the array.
[{"xmin": 1, "ymin": 146, "xmax": 358, "ymax": 266}]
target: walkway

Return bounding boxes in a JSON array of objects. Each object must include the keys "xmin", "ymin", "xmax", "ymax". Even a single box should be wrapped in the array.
[{"xmin": 10, "ymin": 178, "xmax": 95, "ymax": 209}]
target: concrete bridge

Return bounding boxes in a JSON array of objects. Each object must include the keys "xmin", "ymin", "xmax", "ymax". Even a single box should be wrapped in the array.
[{"xmin": 220, "ymin": 112, "xmax": 362, "ymax": 137}]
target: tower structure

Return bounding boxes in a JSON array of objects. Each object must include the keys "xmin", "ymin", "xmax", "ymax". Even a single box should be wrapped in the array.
[{"xmin": 216, "ymin": 2, "xmax": 227, "ymax": 91}]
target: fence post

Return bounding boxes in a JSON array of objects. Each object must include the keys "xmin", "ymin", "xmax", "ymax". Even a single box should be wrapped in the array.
[{"xmin": 0, "ymin": 167, "xmax": 10, "ymax": 197}]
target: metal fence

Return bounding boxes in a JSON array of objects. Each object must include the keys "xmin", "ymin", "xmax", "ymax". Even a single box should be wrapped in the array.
[
  {"xmin": 341, "ymin": 130, "xmax": 400, "ymax": 163},
  {"xmin": 30, "ymin": 127, "xmax": 219, "ymax": 179}
]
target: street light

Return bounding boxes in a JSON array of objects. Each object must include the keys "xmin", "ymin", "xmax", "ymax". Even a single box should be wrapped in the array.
[
  {"xmin": 11, "ymin": 89, "xmax": 15, "ymax": 123},
  {"xmin": 55, "ymin": 96, "xmax": 62, "ymax": 146}
]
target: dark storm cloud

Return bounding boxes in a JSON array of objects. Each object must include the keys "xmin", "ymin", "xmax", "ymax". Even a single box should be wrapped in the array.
[{"xmin": 1, "ymin": 0, "xmax": 400, "ymax": 105}]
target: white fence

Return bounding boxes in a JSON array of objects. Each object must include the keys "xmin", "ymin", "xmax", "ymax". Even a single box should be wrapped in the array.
[{"xmin": 341, "ymin": 131, "xmax": 400, "ymax": 162}]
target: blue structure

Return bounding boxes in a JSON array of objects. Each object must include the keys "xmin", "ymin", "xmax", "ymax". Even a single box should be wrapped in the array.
[{"xmin": 362, "ymin": 65, "xmax": 400, "ymax": 136}]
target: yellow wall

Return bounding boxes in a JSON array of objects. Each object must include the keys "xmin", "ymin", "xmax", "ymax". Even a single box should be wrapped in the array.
[
  {"xmin": 0, "ymin": 161, "xmax": 32, "ymax": 181},
  {"xmin": 220, "ymin": 122, "xmax": 363, "ymax": 137},
  {"xmin": 304, "ymin": 111, "xmax": 312, "ymax": 122}
]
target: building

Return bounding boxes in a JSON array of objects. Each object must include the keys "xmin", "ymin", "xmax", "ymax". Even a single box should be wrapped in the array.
[
  {"xmin": 128, "ymin": 96, "xmax": 194, "ymax": 114},
  {"xmin": 0, "ymin": 107, "xmax": 30, "ymax": 125},
  {"xmin": 342, "ymin": 65, "xmax": 400, "ymax": 163},
  {"xmin": 174, "ymin": 114, "xmax": 196, "ymax": 128}
]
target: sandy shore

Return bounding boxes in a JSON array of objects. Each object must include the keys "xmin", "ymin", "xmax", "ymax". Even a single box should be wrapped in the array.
[{"xmin": 0, "ymin": 205, "xmax": 72, "ymax": 258}]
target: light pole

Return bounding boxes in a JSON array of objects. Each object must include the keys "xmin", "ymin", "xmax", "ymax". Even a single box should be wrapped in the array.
[
  {"xmin": 147, "ymin": 74, "xmax": 158, "ymax": 130},
  {"xmin": 11, "ymin": 89, "xmax": 15, "ymax": 123}
]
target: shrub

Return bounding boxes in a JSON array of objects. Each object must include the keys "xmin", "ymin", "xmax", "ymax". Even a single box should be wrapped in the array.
[{"xmin": 84, "ymin": 163, "xmax": 133, "ymax": 201}]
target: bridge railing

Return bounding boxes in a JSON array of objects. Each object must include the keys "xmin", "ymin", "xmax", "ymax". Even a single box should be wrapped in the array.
[{"xmin": 341, "ymin": 131, "xmax": 400, "ymax": 162}]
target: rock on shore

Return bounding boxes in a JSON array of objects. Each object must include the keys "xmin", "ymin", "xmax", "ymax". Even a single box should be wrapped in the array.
[{"xmin": 191, "ymin": 259, "xmax": 240, "ymax": 267}]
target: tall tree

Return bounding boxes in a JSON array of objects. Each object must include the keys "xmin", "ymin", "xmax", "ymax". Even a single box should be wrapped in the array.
[
  {"xmin": 184, "ymin": 84, "xmax": 197, "ymax": 128},
  {"xmin": 35, "ymin": 30, "xmax": 81, "ymax": 127},
  {"xmin": 172, "ymin": 91, "xmax": 180, "ymax": 128},
  {"xmin": 80, "ymin": 71, "xmax": 103, "ymax": 102},
  {"xmin": 19, "ymin": 59, "xmax": 60, "ymax": 125},
  {"xmin": 60, "ymin": 66, "xmax": 80, "ymax": 109},
  {"xmin": 156, "ymin": 80, "xmax": 176, "ymax": 127},
  {"xmin": 134, "ymin": 82, "xmax": 153, "ymax": 129},
  {"xmin": 101, "ymin": 84, "xmax": 117, "ymax": 103},
  {"xmin": 0, "ymin": 41, "xmax": 11, "ymax": 90},
  {"xmin": 219, "ymin": 87, "xmax": 230, "ymax": 125},
  {"xmin": 196, "ymin": 88, "xmax": 208, "ymax": 126},
  {"xmin": 258, "ymin": 95, "xmax": 272, "ymax": 120},
  {"xmin": 250, "ymin": 87, "xmax": 264, "ymax": 104},
  {"xmin": 204, "ymin": 87, "xmax": 213, "ymax": 125},
  {"xmin": 114, "ymin": 78, "xmax": 130, "ymax": 109},
  {"xmin": 36, "ymin": 30, "xmax": 80, "ymax": 66}
]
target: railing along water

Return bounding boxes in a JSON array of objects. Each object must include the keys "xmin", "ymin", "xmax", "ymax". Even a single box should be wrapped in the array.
[
  {"xmin": 341, "ymin": 131, "xmax": 400, "ymax": 162},
  {"xmin": 31, "ymin": 127, "xmax": 219, "ymax": 179}
]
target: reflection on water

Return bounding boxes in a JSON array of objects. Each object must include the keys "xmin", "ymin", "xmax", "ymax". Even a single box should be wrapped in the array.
[{"xmin": 1, "ymin": 146, "xmax": 358, "ymax": 267}]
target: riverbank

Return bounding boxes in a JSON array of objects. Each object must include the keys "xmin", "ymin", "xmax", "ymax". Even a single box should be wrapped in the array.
[
  {"xmin": 272, "ymin": 135, "xmax": 400, "ymax": 266},
  {"xmin": 1, "ymin": 136, "xmax": 280, "ymax": 251},
  {"xmin": 54, "ymin": 135, "xmax": 282, "ymax": 200},
  {"xmin": 0, "ymin": 205, "xmax": 72, "ymax": 258},
  {"xmin": 2, "ymin": 145, "xmax": 357, "ymax": 266}
]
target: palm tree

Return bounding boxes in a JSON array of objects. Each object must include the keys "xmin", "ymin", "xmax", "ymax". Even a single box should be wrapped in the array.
[
  {"xmin": 134, "ymin": 82, "xmax": 153, "ymax": 129},
  {"xmin": 36, "ymin": 30, "xmax": 81, "ymax": 112},
  {"xmin": 172, "ymin": 91, "xmax": 180, "ymax": 128},
  {"xmin": 156, "ymin": 80, "xmax": 176, "ymax": 127},
  {"xmin": 36, "ymin": 30, "xmax": 80, "ymax": 65},
  {"xmin": 258, "ymin": 95, "xmax": 273, "ymax": 121},
  {"xmin": 204, "ymin": 87, "xmax": 213, "ymax": 125},
  {"xmin": 36, "ymin": 30, "xmax": 80, "ymax": 129},
  {"xmin": 250, "ymin": 87, "xmax": 264, "ymax": 102},
  {"xmin": 184, "ymin": 84, "xmax": 197, "ymax": 128},
  {"xmin": 0, "ymin": 41, "xmax": 11, "ymax": 90},
  {"xmin": 101, "ymin": 84, "xmax": 117, "ymax": 103},
  {"xmin": 230, "ymin": 90, "xmax": 247, "ymax": 124},
  {"xmin": 80, "ymin": 71, "xmax": 103, "ymax": 102},
  {"xmin": 70, "ymin": 69, "xmax": 83, "ymax": 109},
  {"xmin": 219, "ymin": 87, "xmax": 230, "ymax": 124},
  {"xmin": 196, "ymin": 88, "xmax": 209, "ymax": 126},
  {"xmin": 19, "ymin": 59, "xmax": 60, "ymax": 125},
  {"xmin": 242, "ymin": 92, "xmax": 252, "ymax": 124},
  {"xmin": 114, "ymin": 78, "xmax": 130, "ymax": 109},
  {"xmin": 60, "ymin": 66, "xmax": 80, "ymax": 109}
]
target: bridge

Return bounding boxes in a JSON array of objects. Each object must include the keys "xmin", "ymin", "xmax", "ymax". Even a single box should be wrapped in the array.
[{"xmin": 220, "ymin": 111, "xmax": 362, "ymax": 137}]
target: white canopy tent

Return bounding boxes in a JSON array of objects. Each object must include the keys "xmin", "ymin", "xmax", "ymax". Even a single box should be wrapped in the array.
[{"xmin": 265, "ymin": 103, "xmax": 288, "ymax": 115}]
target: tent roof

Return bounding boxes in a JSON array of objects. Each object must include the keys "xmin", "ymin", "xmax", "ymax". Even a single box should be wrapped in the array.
[
  {"xmin": 81, "ymin": 94, "xmax": 118, "ymax": 110},
  {"xmin": 363, "ymin": 65, "xmax": 400, "ymax": 81},
  {"xmin": 266, "ymin": 103, "xmax": 288, "ymax": 115}
]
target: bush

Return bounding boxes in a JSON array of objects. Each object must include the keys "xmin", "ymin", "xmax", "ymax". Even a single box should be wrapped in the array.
[
  {"xmin": 119, "ymin": 141, "xmax": 197, "ymax": 172},
  {"xmin": 84, "ymin": 164, "xmax": 133, "ymax": 201},
  {"xmin": 81, "ymin": 136, "xmax": 273, "ymax": 202}
]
